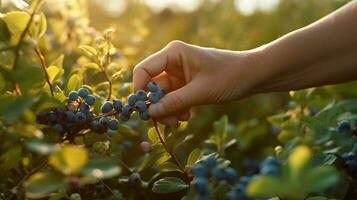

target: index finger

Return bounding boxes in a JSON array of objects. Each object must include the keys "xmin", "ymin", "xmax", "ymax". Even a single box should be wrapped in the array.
[{"xmin": 133, "ymin": 49, "xmax": 168, "ymax": 91}]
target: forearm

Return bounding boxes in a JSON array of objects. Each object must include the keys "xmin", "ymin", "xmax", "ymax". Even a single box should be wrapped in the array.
[{"xmin": 251, "ymin": 0, "xmax": 357, "ymax": 93}]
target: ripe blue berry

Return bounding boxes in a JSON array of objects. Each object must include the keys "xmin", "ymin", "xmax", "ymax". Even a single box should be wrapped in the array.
[
  {"xmin": 101, "ymin": 101, "xmax": 113, "ymax": 113},
  {"xmin": 75, "ymin": 112, "xmax": 87, "ymax": 124},
  {"xmin": 212, "ymin": 167, "xmax": 226, "ymax": 181},
  {"xmin": 85, "ymin": 95, "xmax": 95, "ymax": 105},
  {"xmin": 99, "ymin": 117, "xmax": 110, "ymax": 126},
  {"xmin": 148, "ymin": 92, "xmax": 160, "ymax": 103},
  {"xmin": 225, "ymin": 167, "xmax": 238, "ymax": 182},
  {"xmin": 79, "ymin": 103, "xmax": 89, "ymax": 112},
  {"xmin": 78, "ymin": 88, "xmax": 89, "ymax": 98},
  {"xmin": 113, "ymin": 99, "xmax": 122, "ymax": 111},
  {"xmin": 261, "ymin": 156, "xmax": 279, "ymax": 168},
  {"xmin": 90, "ymin": 120, "xmax": 100, "ymax": 131},
  {"xmin": 68, "ymin": 91, "xmax": 79, "ymax": 101},
  {"xmin": 260, "ymin": 165, "xmax": 280, "ymax": 176},
  {"xmin": 147, "ymin": 82, "xmax": 158, "ymax": 92},
  {"xmin": 120, "ymin": 113, "xmax": 130, "ymax": 121},
  {"xmin": 203, "ymin": 156, "xmax": 217, "ymax": 169},
  {"xmin": 136, "ymin": 90, "xmax": 148, "ymax": 101},
  {"xmin": 158, "ymin": 89, "xmax": 165, "ymax": 98},
  {"xmin": 139, "ymin": 111, "xmax": 150, "ymax": 121},
  {"xmin": 128, "ymin": 94, "xmax": 137, "ymax": 106},
  {"xmin": 337, "ymin": 120, "xmax": 351, "ymax": 133},
  {"xmin": 65, "ymin": 111, "xmax": 75, "ymax": 121},
  {"xmin": 239, "ymin": 176, "xmax": 252, "ymax": 187},
  {"xmin": 191, "ymin": 164, "xmax": 208, "ymax": 177},
  {"xmin": 122, "ymin": 104, "xmax": 132, "ymax": 115},
  {"xmin": 135, "ymin": 101, "xmax": 147, "ymax": 112},
  {"xmin": 48, "ymin": 111, "xmax": 57, "ymax": 122},
  {"xmin": 192, "ymin": 177, "xmax": 208, "ymax": 194},
  {"xmin": 53, "ymin": 124, "xmax": 63, "ymax": 133},
  {"xmin": 109, "ymin": 119, "xmax": 119, "ymax": 130}
]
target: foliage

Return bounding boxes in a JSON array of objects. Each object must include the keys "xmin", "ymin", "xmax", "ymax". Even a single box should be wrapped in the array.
[{"xmin": 0, "ymin": 0, "xmax": 356, "ymax": 200}]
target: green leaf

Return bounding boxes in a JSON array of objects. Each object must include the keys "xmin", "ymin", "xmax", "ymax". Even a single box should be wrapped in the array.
[
  {"xmin": 0, "ymin": 96, "xmax": 33, "ymax": 122},
  {"xmin": 139, "ymin": 146, "xmax": 170, "ymax": 171},
  {"xmin": 247, "ymin": 177, "xmax": 287, "ymax": 198},
  {"xmin": 26, "ymin": 140, "xmax": 55, "ymax": 155},
  {"xmin": 78, "ymin": 45, "xmax": 97, "ymax": 58},
  {"xmin": 83, "ymin": 62, "xmax": 100, "ymax": 71},
  {"xmin": 1, "ymin": 11, "xmax": 30, "ymax": 43},
  {"xmin": 288, "ymin": 145, "xmax": 312, "ymax": 180},
  {"xmin": 10, "ymin": 0, "xmax": 29, "ymax": 10},
  {"xmin": 50, "ymin": 54, "xmax": 64, "ymax": 68},
  {"xmin": 29, "ymin": 13, "xmax": 47, "ymax": 40},
  {"xmin": 49, "ymin": 145, "xmax": 88, "ymax": 175},
  {"xmin": 152, "ymin": 177, "xmax": 188, "ymax": 193},
  {"xmin": 213, "ymin": 115, "xmax": 228, "ymax": 136},
  {"xmin": 186, "ymin": 148, "xmax": 201, "ymax": 166},
  {"xmin": 305, "ymin": 197, "xmax": 328, "ymax": 200},
  {"xmin": 47, "ymin": 66, "xmax": 64, "ymax": 83},
  {"xmin": 25, "ymin": 171, "xmax": 67, "ymax": 199},
  {"xmin": 80, "ymin": 159, "xmax": 121, "ymax": 183},
  {"xmin": 0, "ymin": 145, "xmax": 22, "ymax": 171},
  {"xmin": 67, "ymin": 74, "xmax": 82, "ymax": 92},
  {"xmin": 304, "ymin": 166, "xmax": 340, "ymax": 192}
]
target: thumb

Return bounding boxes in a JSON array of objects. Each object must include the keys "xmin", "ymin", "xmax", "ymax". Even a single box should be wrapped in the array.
[{"xmin": 148, "ymin": 83, "xmax": 200, "ymax": 118}]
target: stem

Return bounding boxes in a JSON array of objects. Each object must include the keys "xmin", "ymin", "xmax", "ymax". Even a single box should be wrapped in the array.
[
  {"xmin": 11, "ymin": 0, "xmax": 43, "ymax": 95},
  {"xmin": 101, "ymin": 180, "xmax": 115, "ymax": 195},
  {"xmin": 35, "ymin": 46, "xmax": 54, "ymax": 96},
  {"xmin": 152, "ymin": 119, "xmax": 185, "ymax": 171},
  {"xmin": 101, "ymin": 69, "xmax": 112, "ymax": 101}
]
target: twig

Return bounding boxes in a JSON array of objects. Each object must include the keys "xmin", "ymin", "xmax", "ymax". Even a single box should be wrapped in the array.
[
  {"xmin": 152, "ymin": 119, "xmax": 185, "ymax": 171},
  {"xmin": 101, "ymin": 180, "xmax": 115, "ymax": 195},
  {"xmin": 35, "ymin": 46, "xmax": 54, "ymax": 96},
  {"xmin": 11, "ymin": 0, "xmax": 43, "ymax": 95}
]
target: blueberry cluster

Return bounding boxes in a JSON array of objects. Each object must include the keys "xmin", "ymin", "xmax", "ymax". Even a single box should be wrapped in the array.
[
  {"xmin": 336, "ymin": 120, "xmax": 352, "ymax": 133},
  {"xmin": 259, "ymin": 156, "xmax": 280, "ymax": 176},
  {"xmin": 191, "ymin": 156, "xmax": 238, "ymax": 199},
  {"xmin": 341, "ymin": 151, "xmax": 357, "ymax": 180},
  {"xmin": 226, "ymin": 176, "xmax": 253, "ymax": 200},
  {"xmin": 37, "ymin": 82, "xmax": 165, "ymax": 138}
]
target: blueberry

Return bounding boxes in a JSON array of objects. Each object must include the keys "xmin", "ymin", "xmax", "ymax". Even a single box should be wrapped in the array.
[
  {"xmin": 191, "ymin": 164, "xmax": 208, "ymax": 177},
  {"xmin": 139, "ymin": 111, "xmax": 150, "ymax": 121},
  {"xmin": 225, "ymin": 167, "xmax": 238, "ymax": 182},
  {"xmin": 68, "ymin": 91, "xmax": 79, "ymax": 101},
  {"xmin": 109, "ymin": 119, "xmax": 119, "ymax": 130},
  {"xmin": 48, "ymin": 111, "xmax": 57, "ymax": 122},
  {"xmin": 337, "ymin": 120, "xmax": 351, "ymax": 133},
  {"xmin": 148, "ymin": 92, "xmax": 160, "ymax": 103},
  {"xmin": 128, "ymin": 94, "xmax": 137, "ymax": 106},
  {"xmin": 239, "ymin": 176, "xmax": 252, "ymax": 187},
  {"xmin": 260, "ymin": 156, "xmax": 279, "ymax": 168},
  {"xmin": 113, "ymin": 99, "xmax": 122, "ymax": 111},
  {"xmin": 90, "ymin": 120, "xmax": 100, "ymax": 131},
  {"xmin": 75, "ymin": 112, "xmax": 87, "ymax": 124},
  {"xmin": 136, "ymin": 89, "xmax": 148, "ymax": 101},
  {"xmin": 78, "ymin": 88, "xmax": 89, "ymax": 98},
  {"xmin": 121, "ymin": 140, "xmax": 132, "ymax": 150},
  {"xmin": 260, "ymin": 165, "xmax": 280, "ymax": 176},
  {"xmin": 243, "ymin": 159, "xmax": 260, "ymax": 175},
  {"xmin": 135, "ymin": 101, "xmax": 147, "ymax": 112},
  {"xmin": 147, "ymin": 81, "xmax": 158, "ymax": 92},
  {"xmin": 231, "ymin": 184, "xmax": 247, "ymax": 199},
  {"xmin": 53, "ymin": 124, "xmax": 63, "ymax": 133},
  {"xmin": 85, "ymin": 95, "xmax": 95, "ymax": 105},
  {"xmin": 107, "ymin": 129, "xmax": 117, "ymax": 137},
  {"xmin": 56, "ymin": 108, "xmax": 66, "ymax": 114},
  {"xmin": 79, "ymin": 103, "xmax": 89, "ymax": 112},
  {"xmin": 99, "ymin": 117, "xmax": 110, "ymax": 126},
  {"xmin": 203, "ymin": 156, "xmax": 217, "ymax": 169},
  {"xmin": 122, "ymin": 104, "xmax": 132, "ymax": 115},
  {"xmin": 212, "ymin": 167, "xmax": 226, "ymax": 181},
  {"xmin": 120, "ymin": 113, "xmax": 130, "ymax": 121},
  {"xmin": 158, "ymin": 89, "xmax": 166, "ymax": 98},
  {"xmin": 192, "ymin": 177, "xmax": 208, "ymax": 194},
  {"xmin": 342, "ymin": 152, "xmax": 356, "ymax": 161},
  {"xmin": 66, "ymin": 123, "xmax": 74, "ymax": 130},
  {"xmin": 129, "ymin": 172, "xmax": 141, "ymax": 185},
  {"xmin": 65, "ymin": 111, "xmax": 75, "ymax": 121},
  {"xmin": 101, "ymin": 101, "xmax": 113, "ymax": 113}
]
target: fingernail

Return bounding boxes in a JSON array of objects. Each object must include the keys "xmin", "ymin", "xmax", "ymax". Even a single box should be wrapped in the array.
[{"xmin": 148, "ymin": 102, "xmax": 165, "ymax": 117}]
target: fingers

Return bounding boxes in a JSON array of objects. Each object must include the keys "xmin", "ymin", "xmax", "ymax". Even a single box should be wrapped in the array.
[
  {"xmin": 157, "ymin": 110, "xmax": 191, "ymax": 127},
  {"xmin": 148, "ymin": 81, "xmax": 201, "ymax": 118},
  {"xmin": 151, "ymin": 72, "xmax": 184, "ymax": 93}
]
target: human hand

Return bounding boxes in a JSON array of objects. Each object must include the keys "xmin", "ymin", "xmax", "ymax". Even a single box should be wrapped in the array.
[{"xmin": 133, "ymin": 41, "xmax": 261, "ymax": 127}]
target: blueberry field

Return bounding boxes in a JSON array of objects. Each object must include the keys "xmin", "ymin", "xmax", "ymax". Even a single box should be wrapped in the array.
[{"xmin": 0, "ymin": 0, "xmax": 356, "ymax": 200}]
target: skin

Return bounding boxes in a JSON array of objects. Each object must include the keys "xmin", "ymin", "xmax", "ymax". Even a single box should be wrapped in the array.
[{"xmin": 133, "ymin": 0, "xmax": 357, "ymax": 127}]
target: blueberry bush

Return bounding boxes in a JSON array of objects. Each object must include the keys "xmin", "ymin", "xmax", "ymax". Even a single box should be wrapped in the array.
[{"xmin": 0, "ymin": 0, "xmax": 356, "ymax": 200}]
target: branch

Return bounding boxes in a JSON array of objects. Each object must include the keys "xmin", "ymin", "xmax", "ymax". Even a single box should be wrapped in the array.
[
  {"xmin": 11, "ymin": 0, "xmax": 43, "ymax": 95},
  {"xmin": 34, "ymin": 46, "xmax": 54, "ymax": 96},
  {"xmin": 152, "ymin": 119, "xmax": 185, "ymax": 171}
]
